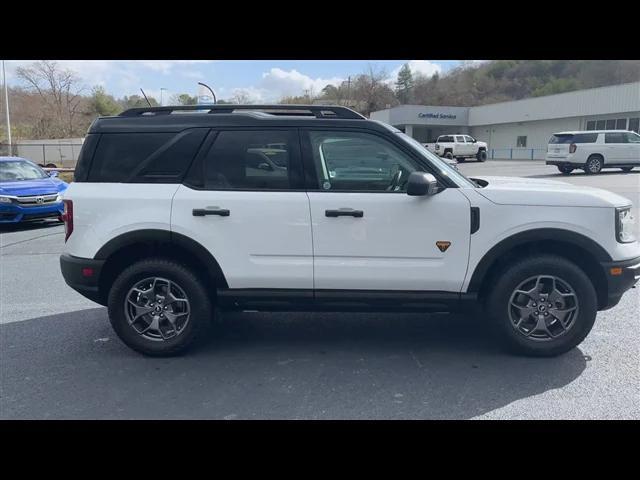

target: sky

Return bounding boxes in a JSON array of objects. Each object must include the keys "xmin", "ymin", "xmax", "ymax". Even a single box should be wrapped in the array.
[{"xmin": 2, "ymin": 60, "xmax": 468, "ymax": 104}]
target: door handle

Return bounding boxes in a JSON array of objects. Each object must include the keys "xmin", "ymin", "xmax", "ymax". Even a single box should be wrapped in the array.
[
  {"xmin": 325, "ymin": 208, "xmax": 364, "ymax": 218},
  {"xmin": 192, "ymin": 208, "xmax": 230, "ymax": 217}
]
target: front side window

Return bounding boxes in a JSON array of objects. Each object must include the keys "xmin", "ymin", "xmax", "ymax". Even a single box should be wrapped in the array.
[
  {"xmin": 0, "ymin": 160, "xmax": 48, "ymax": 182},
  {"xmin": 625, "ymin": 132, "xmax": 640, "ymax": 143},
  {"xmin": 200, "ymin": 130, "xmax": 298, "ymax": 190},
  {"xmin": 307, "ymin": 130, "xmax": 419, "ymax": 192},
  {"xmin": 464, "ymin": 135, "xmax": 475, "ymax": 143}
]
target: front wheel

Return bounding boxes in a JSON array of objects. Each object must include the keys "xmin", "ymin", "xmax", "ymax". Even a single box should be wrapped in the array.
[
  {"xmin": 444, "ymin": 152, "xmax": 454, "ymax": 160},
  {"xmin": 107, "ymin": 258, "xmax": 213, "ymax": 356},
  {"xmin": 476, "ymin": 150, "xmax": 487, "ymax": 162},
  {"xmin": 557, "ymin": 165, "xmax": 574, "ymax": 174},
  {"xmin": 485, "ymin": 255, "xmax": 597, "ymax": 357}
]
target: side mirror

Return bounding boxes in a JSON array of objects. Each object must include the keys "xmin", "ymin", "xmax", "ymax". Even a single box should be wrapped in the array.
[
  {"xmin": 407, "ymin": 172, "xmax": 439, "ymax": 196},
  {"xmin": 257, "ymin": 162, "xmax": 273, "ymax": 171},
  {"xmin": 48, "ymin": 171, "xmax": 59, "ymax": 178}
]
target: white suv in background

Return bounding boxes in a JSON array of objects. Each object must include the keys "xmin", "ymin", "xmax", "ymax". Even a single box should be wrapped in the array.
[
  {"xmin": 60, "ymin": 105, "xmax": 639, "ymax": 358},
  {"xmin": 546, "ymin": 130, "xmax": 640, "ymax": 174}
]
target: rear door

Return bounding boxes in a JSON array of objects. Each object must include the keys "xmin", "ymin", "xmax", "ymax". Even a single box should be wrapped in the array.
[
  {"xmin": 624, "ymin": 132, "xmax": 640, "ymax": 163},
  {"xmin": 171, "ymin": 129, "xmax": 313, "ymax": 289},
  {"xmin": 604, "ymin": 132, "xmax": 627, "ymax": 162},
  {"xmin": 302, "ymin": 129, "xmax": 471, "ymax": 292}
]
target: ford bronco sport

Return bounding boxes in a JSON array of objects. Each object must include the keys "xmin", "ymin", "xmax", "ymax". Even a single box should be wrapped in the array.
[{"xmin": 60, "ymin": 105, "xmax": 640, "ymax": 357}]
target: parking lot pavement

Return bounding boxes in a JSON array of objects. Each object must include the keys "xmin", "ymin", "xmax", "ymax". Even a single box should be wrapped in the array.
[{"xmin": 1, "ymin": 161, "xmax": 639, "ymax": 419}]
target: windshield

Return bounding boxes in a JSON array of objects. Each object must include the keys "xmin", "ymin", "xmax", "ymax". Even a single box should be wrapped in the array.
[
  {"xmin": 395, "ymin": 133, "xmax": 478, "ymax": 188},
  {"xmin": 0, "ymin": 160, "xmax": 49, "ymax": 182}
]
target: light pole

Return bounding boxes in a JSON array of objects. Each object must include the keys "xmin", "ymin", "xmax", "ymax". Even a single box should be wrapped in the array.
[
  {"xmin": 2, "ymin": 60, "xmax": 11, "ymax": 154},
  {"xmin": 197, "ymin": 82, "xmax": 216, "ymax": 104},
  {"xmin": 160, "ymin": 88, "xmax": 167, "ymax": 106}
]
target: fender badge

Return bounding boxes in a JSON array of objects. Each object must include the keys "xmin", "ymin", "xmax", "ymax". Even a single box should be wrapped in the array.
[{"xmin": 436, "ymin": 241, "xmax": 451, "ymax": 252}]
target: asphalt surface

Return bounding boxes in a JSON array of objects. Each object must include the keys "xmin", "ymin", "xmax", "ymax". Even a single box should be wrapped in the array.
[{"xmin": 1, "ymin": 160, "xmax": 639, "ymax": 419}]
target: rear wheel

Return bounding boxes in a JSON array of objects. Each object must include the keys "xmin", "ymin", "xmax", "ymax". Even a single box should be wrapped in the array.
[
  {"xmin": 584, "ymin": 155, "xmax": 603, "ymax": 174},
  {"xmin": 45, "ymin": 163, "xmax": 57, "ymax": 168},
  {"xmin": 476, "ymin": 150, "xmax": 487, "ymax": 162},
  {"xmin": 557, "ymin": 165, "xmax": 574, "ymax": 174},
  {"xmin": 486, "ymin": 255, "xmax": 597, "ymax": 357},
  {"xmin": 107, "ymin": 258, "xmax": 213, "ymax": 356},
  {"xmin": 621, "ymin": 167, "xmax": 634, "ymax": 172}
]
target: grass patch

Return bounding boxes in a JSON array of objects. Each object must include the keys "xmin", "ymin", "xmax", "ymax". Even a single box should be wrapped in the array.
[{"xmin": 59, "ymin": 172, "xmax": 74, "ymax": 183}]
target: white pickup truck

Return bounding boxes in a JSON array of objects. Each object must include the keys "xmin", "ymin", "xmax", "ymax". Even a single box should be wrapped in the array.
[{"xmin": 424, "ymin": 134, "xmax": 488, "ymax": 162}]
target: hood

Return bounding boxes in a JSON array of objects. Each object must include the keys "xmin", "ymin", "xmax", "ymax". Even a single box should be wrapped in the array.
[
  {"xmin": 0, "ymin": 177, "xmax": 68, "ymax": 196},
  {"xmin": 471, "ymin": 175, "xmax": 631, "ymax": 208}
]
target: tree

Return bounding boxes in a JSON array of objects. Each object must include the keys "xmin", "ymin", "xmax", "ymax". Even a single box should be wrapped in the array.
[
  {"xmin": 231, "ymin": 91, "xmax": 252, "ymax": 104},
  {"xmin": 395, "ymin": 63, "xmax": 414, "ymax": 104},
  {"xmin": 171, "ymin": 93, "xmax": 197, "ymax": 105},
  {"xmin": 15, "ymin": 60, "xmax": 86, "ymax": 137},
  {"xmin": 120, "ymin": 94, "xmax": 159, "ymax": 109},
  {"xmin": 89, "ymin": 86, "xmax": 121, "ymax": 116}
]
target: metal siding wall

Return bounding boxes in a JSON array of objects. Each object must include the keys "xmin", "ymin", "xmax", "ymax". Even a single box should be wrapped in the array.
[{"xmin": 469, "ymin": 82, "xmax": 640, "ymax": 126}]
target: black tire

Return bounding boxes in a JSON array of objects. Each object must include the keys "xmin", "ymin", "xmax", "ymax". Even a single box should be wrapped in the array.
[
  {"xmin": 476, "ymin": 150, "xmax": 487, "ymax": 162},
  {"xmin": 45, "ymin": 163, "xmax": 57, "ymax": 168},
  {"xmin": 557, "ymin": 165, "xmax": 574, "ymax": 174},
  {"xmin": 621, "ymin": 167, "xmax": 634, "ymax": 172},
  {"xmin": 485, "ymin": 255, "xmax": 597, "ymax": 357},
  {"xmin": 107, "ymin": 258, "xmax": 213, "ymax": 356},
  {"xmin": 584, "ymin": 155, "xmax": 603, "ymax": 174},
  {"xmin": 444, "ymin": 151, "xmax": 454, "ymax": 160}
]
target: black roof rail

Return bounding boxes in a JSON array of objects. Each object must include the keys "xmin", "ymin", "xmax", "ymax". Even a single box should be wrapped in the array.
[{"xmin": 119, "ymin": 104, "xmax": 365, "ymax": 119}]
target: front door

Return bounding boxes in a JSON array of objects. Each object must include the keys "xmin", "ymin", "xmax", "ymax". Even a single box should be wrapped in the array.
[{"xmin": 302, "ymin": 129, "xmax": 472, "ymax": 292}]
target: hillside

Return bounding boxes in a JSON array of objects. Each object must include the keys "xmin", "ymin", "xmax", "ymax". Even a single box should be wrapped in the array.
[{"xmin": 410, "ymin": 60, "xmax": 640, "ymax": 107}]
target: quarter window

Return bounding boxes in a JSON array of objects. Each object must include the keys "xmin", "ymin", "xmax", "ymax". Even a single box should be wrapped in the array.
[{"xmin": 307, "ymin": 131, "xmax": 419, "ymax": 192}]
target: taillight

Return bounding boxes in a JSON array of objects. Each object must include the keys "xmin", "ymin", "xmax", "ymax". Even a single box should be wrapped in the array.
[
  {"xmin": 569, "ymin": 143, "xmax": 577, "ymax": 154},
  {"xmin": 62, "ymin": 199, "xmax": 73, "ymax": 242}
]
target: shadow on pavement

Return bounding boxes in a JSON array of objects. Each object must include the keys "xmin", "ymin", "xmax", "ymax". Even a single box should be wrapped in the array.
[
  {"xmin": 528, "ymin": 170, "xmax": 640, "ymax": 179},
  {"xmin": 0, "ymin": 307, "xmax": 588, "ymax": 420},
  {"xmin": 0, "ymin": 219, "xmax": 63, "ymax": 235}
]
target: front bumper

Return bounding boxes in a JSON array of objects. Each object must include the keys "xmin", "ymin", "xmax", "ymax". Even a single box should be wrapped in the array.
[
  {"xmin": 0, "ymin": 201, "xmax": 64, "ymax": 223},
  {"xmin": 60, "ymin": 254, "xmax": 106, "ymax": 305},
  {"xmin": 599, "ymin": 256, "xmax": 640, "ymax": 310}
]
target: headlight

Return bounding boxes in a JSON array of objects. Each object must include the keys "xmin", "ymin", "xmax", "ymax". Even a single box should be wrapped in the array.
[
  {"xmin": 56, "ymin": 193, "xmax": 63, "ymax": 202},
  {"xmin": 0, "ymin": 196, "xmax": 13, "ymax": 204},
  {"xmin": 616, "ymin": 207, "xmax": 636, "ymax": 243}
]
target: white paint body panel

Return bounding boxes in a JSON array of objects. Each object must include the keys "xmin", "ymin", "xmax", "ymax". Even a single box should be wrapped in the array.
[
  {"xmin": 307, "ymin": 189, "xmax": 471, "ymax": 291},
  {"xmin": 63, "ymin": 183, "xmax": 179, "ymax": 258},
  {"xmin": 170, "ymin": 185, "xmax": 313, "ymax": 289}
]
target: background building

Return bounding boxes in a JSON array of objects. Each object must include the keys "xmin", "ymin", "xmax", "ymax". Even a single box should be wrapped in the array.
[{"xmin": 371, "ymin": 82, "xmax": 640, "ymax": 160}]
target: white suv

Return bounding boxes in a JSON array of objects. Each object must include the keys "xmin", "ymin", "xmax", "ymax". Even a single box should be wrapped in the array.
[
  {"xmin": 546, "ymin": 130, "xmax": 640, "ymax": 174},
  {"xmin": 60, "ymin": 105, "xmax": 640, "ymax": 357}
]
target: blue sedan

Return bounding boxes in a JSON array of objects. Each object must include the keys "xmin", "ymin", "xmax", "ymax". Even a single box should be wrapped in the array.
[{"xmin": 0, "ymin": 156, "xmax": 68, "ymax": 224}]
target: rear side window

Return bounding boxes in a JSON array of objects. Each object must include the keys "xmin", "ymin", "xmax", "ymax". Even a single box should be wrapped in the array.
[
  {"xmin": 572, "ymin": 133, "xmax": 598, "ymax": 143},
  {"xmin": 195, "ymin": 130, "xmax": 301, "ymax": 190},
  {"xmin": 88, "ymin": 133, "xmax": 173, "ymax": 182},
  {"xmin": 438, "ymin": 136, "xmax": 453, "ymax": 143},
  {"xmin": 87, "ymin": 130, "xmax": 206, "ymax": 182},
  {"xmin": 549, "ymin": 134, "xmax": 574, "ymax": 144},
  {"xmin": 73, "ymin": 134, "xmax": 100, "ymax": 182}
]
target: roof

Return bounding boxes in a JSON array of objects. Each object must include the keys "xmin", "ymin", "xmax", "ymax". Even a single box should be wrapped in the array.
[
  {"xmin": 89, "ymin": 104, "xmax": 385, "ymax": 134},
  {"xmin": 553, "ymin": 130, "xmax": 636, "ymax": 135},
  {"xmin": 0, "ymin": 156, "xmax": 30, "ymax": 162}
]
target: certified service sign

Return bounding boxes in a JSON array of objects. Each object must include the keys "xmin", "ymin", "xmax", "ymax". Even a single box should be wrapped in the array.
[{"xmin": 418, "ymin": 112, "xmax": 457, "ymax": 120}]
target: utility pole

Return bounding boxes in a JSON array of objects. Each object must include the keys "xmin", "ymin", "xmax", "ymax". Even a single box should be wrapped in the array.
[
  {"xmin": 160, "ymin": 88, "xmax": 167, "ymax": 106},
  {"xmin": 2, "ymin": 60, "xmax": 11, "ymax": 154},
  {"xmin": 346, "ymin": 76, "xmax": 351, "ymax": 107}
]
